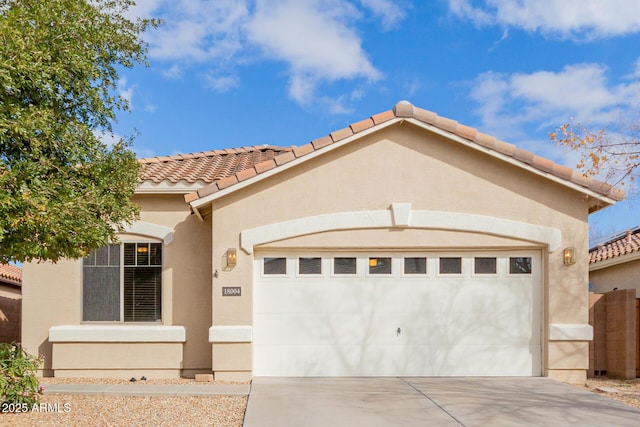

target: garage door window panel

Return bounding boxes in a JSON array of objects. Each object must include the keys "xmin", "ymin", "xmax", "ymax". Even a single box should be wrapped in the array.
[
  {"xmin": 368, "ymin": 257, "xmax": 392, "ymax": 275},
  {"xmin": 333, "ymin": 257, "xmax": 357, "ymax": 276},
  {"xmin": 263, "ymin": 257, "xmax": 287, "ymax": 275},
  {"xmin": 509, "ymin": 257, "xmax": 532, "ymax": 275},
  {"xmin": 298, "ymin": 257, "xmax": 322, "ymax": 276},
  {"xmin": 403, "ymin": 257, "xmax": 427, "ymax": 275},
  {"xmin": 439, "ymin": 257, "xmax": 462, "ymax": 275},
  {"xmin": 474, "ymin": 257, "xmax": 497, "ymax": 275}
]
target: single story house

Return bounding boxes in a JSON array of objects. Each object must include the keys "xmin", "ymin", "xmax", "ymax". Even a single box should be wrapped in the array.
[
  {"xmin": 589, "ymin": 227, "xmax": 640, "ymax": 295},
  {"xmin": 0, "ymin": 263, "xmax": 22, "ymax": 343},
  {"xmin": 22, "ymin": 101, "xmax": 624, "ymax": 383}
]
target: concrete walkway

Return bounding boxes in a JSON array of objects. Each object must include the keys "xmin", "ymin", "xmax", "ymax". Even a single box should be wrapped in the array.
[
  {"xmin": 42, "ymin": 382, "xmax": 250, "ymax": 397},
  {"xmin": 243, "ymin": 377, "xmax": 640, "ymax": 427}
]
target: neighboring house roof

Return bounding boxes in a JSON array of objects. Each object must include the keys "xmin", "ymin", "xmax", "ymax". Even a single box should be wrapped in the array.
[
  {"xmin": 137, "ymin": 145, "xmax": 293, "ymax": 193},
  {"xmin": 182, "ymin": 101, "xmax": 624, "ymax": 212},
  {"xmin": 589, "ymin": 227, "xmax": 640, "ymax": 270},
  {"xmin": 0, "ymin": 263, "xmax": 22, "ymax": 287}
]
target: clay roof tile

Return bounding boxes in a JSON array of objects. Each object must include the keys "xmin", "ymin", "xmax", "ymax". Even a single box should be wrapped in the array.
[
  {"xmin": 455, "ymin": 124, "xmax": 477, "ymax": 141},
  {"xmin": 590, "ymin": 227, "xmax": 640, "ymax": 264},
  {"xmin": 293, "ymin": 143, "xmax": 314, "ymax": 158},
  {"xmin": 311, "ymin": 135, "xmax": 333, "ymax": 150},
  {"xmin": 0, "ymin": 264, "xmax": 22, "ymax": 285},
  {"xmin": 371, "ymin": 110, "xmax": 395, "ymax": 125},
  {"xmin": 350, "ymin": 118, "xmax": 375, "ymax": 134},
  {"xmin": 330, "ymin": 127, "xmax": 354, "ymax": 142},
  {"xmin": 393, "ymin": 100, "xmax": 414, "ymax": 117},
  {"xmin": 139, "ymin": 146, "xmax": 291, "ymax": 185},
  {"xmin": 434, "ymin": 116, "xmax": 458, "ymax": 133},
  {"xmin": 412, "ymin": 107, "xmax": 437, "ymax": 124}
]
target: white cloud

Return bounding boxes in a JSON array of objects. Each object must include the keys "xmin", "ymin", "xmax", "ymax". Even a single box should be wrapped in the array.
[
  {"xmin": 449, "ymin": 0, "xmax": 640, "ymax": 39},
  {"xmin": 93, "ymin": 130, "xmax": 123, "ymax": 148},
  {"xmin": 468, "ymin": 63, "xmax": 639, "ymax": 140},
  {"xmin": 401, "ymin": 77, "xmax": 422, "ymax": 98},
  {"xmin": 510, "ymin": 65, "xmax": 619, "ymax": 118},
  {"xmin": 205, "ymin": 73, "xmax": 239, "ymax": 93},
  {"xmin": 448, "ymin": 0, "xmax": 493, "ymax": 26},
  {"xmin": 118, "ymin": 78, "xmax": 134, "ymax": 106},
  {"xmin": 358, "ymin": 0, "xmax": 407, "ymax": 30},
  {"xmin": 633, "ymin": 58, "xmax": 640, "ymax": 79},
  {"xmin": 246, "ymin": 0, "xmax": 382, "ymax": 105},
  {"xmin": 350, "ymin": 88, "xmax": 365, "ymax": 101},
  {"xmin": 323, "ymin": 99, "xmax": 354, "ymax": 115},
  {"xmin": 162, "ymin": 64, "xmax": 184, "ymax": 79},
  {"xmin": 128, "ymin": 0, "xmax": 400, "ymax": 110},
  {"xmin": 146, "ymin": 0, "xmax": 249, "ymax": 62},
  {"xmin": 133, "ymin": 146, "xmax": 158, "ymax": 159},
  {"xmin": 124, "ymin": 0, "xmax": 164, "ymax": 21}
]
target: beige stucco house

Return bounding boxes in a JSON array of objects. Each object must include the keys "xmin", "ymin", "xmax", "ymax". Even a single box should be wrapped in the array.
[
  {"xmin": 22, "ymin": 101, "xmax": 624, "ymax": 383},
  {"xmin": 1, "ymin": 263, "xmax": 22, "ymax": 343}
]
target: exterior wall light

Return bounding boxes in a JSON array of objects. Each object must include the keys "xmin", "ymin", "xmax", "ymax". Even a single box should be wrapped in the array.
[
  {"xmin": 223, "ymin": 248, "xmax": 237, "ymax": 271},
  {"xmin": 563, "ymin": 247, "xmax": 576, "ymax": 265}
]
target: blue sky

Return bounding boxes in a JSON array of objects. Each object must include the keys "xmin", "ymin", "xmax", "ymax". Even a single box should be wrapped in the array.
[{"xmin": 112, "ymin": 0, "xmax": 640, "ymax": 242}]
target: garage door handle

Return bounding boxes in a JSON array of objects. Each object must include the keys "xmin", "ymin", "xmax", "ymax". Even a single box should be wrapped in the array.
[{"xmin": 397, "ymin": 327, "xmax": 401, "ymax": 336}]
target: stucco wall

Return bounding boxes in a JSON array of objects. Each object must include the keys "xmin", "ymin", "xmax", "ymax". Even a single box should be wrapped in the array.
[
  {"xmin": 51, "ymin": 342, "xmax": 184, "ymax": 379},
  {"xmin": 207, "ymin": 122, "xmax": 592, "ymax": 380},
  {"xmin": 587, "ymin": 290, "xmax": 637, "ymax": 380},
  {"xmin": 21, "ymin": 194, "xmax": 211, "ymax": 377},
  {"xmin": 590, "ymin": 258, "xmax": 640, "ymax": 295}
]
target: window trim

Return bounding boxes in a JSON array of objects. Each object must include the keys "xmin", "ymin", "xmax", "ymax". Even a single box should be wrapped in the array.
[{"xmin": 50, "ymin": 325, "xmax": 185, "ymax": 342}]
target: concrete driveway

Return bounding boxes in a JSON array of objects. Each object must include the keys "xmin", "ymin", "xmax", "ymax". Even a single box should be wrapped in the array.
[{"xmin": 243, "ymin": 377, "xmax": 640, "ymax": 426}]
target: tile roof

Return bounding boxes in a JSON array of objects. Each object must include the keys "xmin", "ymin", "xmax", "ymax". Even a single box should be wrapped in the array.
[
  {"xmin": 589, "ymin": 227, "xmax": 640, "ymax": 265},
  {"xmin": 0, "ymin": 263, "xmax": 22, "ymax": 286},
  {"xmin": 184, "ymin": 101, "xmax": 625, "ymax": 205},
  {"xmin": 139, "ymin": 146, "xmax": 293, "ymax": 184}
]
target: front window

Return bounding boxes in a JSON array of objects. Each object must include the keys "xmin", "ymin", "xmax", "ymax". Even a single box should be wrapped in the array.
[{"xmin": 83, "ymin": 243, "xmax": 162, "ymax": 322}]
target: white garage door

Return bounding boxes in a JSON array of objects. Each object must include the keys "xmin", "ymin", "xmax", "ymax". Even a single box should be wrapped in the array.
[{"xmin": 253, "ymin": 251, "xmax": 541, "ymax": 377}]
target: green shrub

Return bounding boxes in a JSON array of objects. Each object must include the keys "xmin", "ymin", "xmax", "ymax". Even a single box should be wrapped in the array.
[{"xmin": 0, "ymin": 343, "xmax": 43, "ymax": 406}]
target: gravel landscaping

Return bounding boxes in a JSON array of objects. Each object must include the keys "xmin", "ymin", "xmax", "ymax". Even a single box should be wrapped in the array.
[
  {"xmin": 2, "ymin": 394, "xmax": 247, "ymax": 427},
  {"xmin": 2, "ymin": 377, "xmax": 248, "ymax": 427},
  {"xmin": 582, "ymin": 378, "xmax": 640, "ymax": 410}
]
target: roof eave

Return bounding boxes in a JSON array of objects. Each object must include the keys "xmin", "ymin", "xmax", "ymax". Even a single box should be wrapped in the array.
[
  {"xmin": 0, "ymin": 277, "xmax": 21, "ymax": 287},
  {"xmin": 589, "ymin": 249, "xmax": 640, "ymax": 271},
  {"xmin": 135, "ymin": 181, "xmax": 207, "ymax": 195}
]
